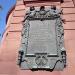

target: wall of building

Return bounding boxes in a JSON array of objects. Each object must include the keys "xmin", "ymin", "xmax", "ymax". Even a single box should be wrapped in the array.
[{"xmin": 0, "ymin": 0, "xmax": 75, "ymax": 75}]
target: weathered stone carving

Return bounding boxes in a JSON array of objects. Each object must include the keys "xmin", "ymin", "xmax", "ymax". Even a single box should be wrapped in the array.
[
  {"xmin": 35, "ymin": 53, "xmax": 48, "ymax": 67},
  {"xmin": 18, "ymin": 6, "xmax": 66, "ymax": 71}
]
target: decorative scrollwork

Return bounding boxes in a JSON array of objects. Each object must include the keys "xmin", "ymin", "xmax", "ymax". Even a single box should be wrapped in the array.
[{"xmin": 56, "ymin": 18, "xmax": 64, "ymax": 49}]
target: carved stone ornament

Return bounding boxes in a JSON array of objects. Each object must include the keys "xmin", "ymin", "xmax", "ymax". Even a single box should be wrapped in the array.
[{"xmin": 18, "ymin": 6, "xmax": 66, "ymax": 71}]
